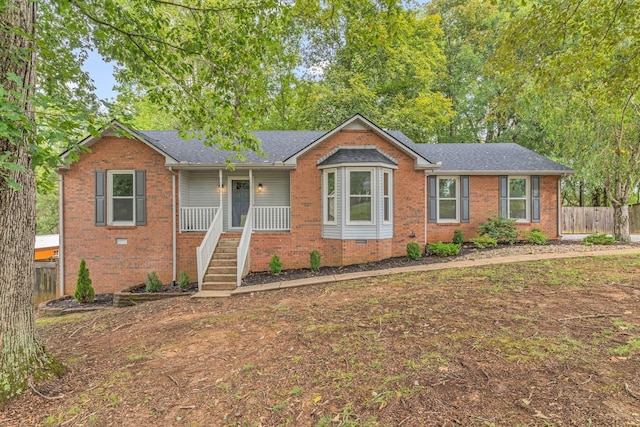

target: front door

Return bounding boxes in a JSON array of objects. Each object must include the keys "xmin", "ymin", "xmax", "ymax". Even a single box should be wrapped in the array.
[{"xmin": 231, "ymin": 179, "xmax": 250, "ymax": 228}]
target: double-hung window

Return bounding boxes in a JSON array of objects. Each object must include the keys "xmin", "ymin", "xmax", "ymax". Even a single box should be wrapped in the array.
[
  {"xmin": 508, "ymin": 177, "xmax": 529, "ymax": 221},
  {"xmin": 348, "ymin": 169, "xmax": 373, "ymax": 223},
  {"xmin": 324, "ymin": 169, "xmax": 336, "ymax": 224},
  {"xmin": 437, "ymin": 177, "xmax": 459, "ymax": 222},
  {"xmin": 108, "ymin": 170, "xmax": 135, "ymax": 225},
  {"xmin": 383, "ymin": 171, "xmax": 392, "ymax": 223}
]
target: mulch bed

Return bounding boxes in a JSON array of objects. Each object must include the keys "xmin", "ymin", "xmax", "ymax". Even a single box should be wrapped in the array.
[
  {"xmin": 44, "ymin": 240, "xmax": 635, "ymax": 307},
  {"xmin": 241, "ymin": 240, "xmax": 578, "ymax": 286},
  {"xmin": 45, "ymin": 283, "xmax": 198, "ymax": 310},
  {"xmin": 44, "ymin": 294, "xmax": 115, "ymax": 309}
]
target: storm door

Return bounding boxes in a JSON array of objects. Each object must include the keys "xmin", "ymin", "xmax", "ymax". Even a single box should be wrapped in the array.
[{"xmin": 230, "ymin": 179, "xmax": 250, "ymax": 228}]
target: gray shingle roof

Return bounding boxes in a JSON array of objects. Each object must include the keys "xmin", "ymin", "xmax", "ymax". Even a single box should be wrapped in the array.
[
  {"xmin": 318, "ymin": 148, "xmax": 398, "ymax": 166},
  {"xmin": 141, "ymin": 130, "xmax": 325, "ymax": 165},
  {"xmin": 138, "ymin": 129, "xmax": 571, "ymax": 174},
  {"xmin": 411, "ymin": 143, "xmax": 573, "ymax": 173}
]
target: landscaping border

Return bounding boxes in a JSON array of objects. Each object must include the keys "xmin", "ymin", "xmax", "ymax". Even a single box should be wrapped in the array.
[
  {"xmin": 38, "ymin": 296, "xmax": 111, "ymax": 317},
  {"xmin": 114, "ymin": 284, "xmax": 194, "ymax": 308}
]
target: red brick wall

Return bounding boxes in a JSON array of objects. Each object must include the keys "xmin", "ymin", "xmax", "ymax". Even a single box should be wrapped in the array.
[
  {"xmin": 426, "ymin": 175, "xmax": 561, "ymax": 243},
  {"xmin": 249, "ymin": 129, "xmax": 426, "ymax": 271},
  {"xmin": 176, "ymin": 232, "xmax": 203, "ymax": 282},
  {"xmin": 61, "ymin": 136, "xmax": 174, "ymax": 294}
]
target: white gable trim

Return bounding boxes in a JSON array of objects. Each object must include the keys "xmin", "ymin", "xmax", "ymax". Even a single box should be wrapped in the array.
[
  {"xmin": 59, "ymin": 119, "xmax": 179, "ymax": 169},
  {"xmin": 283, "ymin": 114, "xmax": 439, "ymax": 170}
]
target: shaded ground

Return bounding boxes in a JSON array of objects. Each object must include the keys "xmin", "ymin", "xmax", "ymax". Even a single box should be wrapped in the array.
[{"xmin": 6, "ymin": 254, "xmax": 640, "ymax": 426}]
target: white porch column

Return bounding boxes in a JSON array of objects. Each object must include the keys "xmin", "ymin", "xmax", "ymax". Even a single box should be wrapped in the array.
[
  {"xmin": 249, "ymin": 169, "xmax": 254, "ymax": 206},
  {"xmin": 218, "ymin": 169, "xmax": 223, "ymax": 210}
]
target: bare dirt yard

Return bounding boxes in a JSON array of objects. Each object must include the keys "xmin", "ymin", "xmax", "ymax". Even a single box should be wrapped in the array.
[{"xmin": 3, "ymin": 253, "xmax": 640, "ymax": 426}]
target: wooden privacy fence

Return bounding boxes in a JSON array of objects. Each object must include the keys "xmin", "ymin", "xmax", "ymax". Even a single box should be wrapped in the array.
[
  {"xmin": 35, "ymin": 261, "xmax": 58, "ymax": 306},
  {"xmin": 562, "ymin": 206, "xmax": 640, "ymax": 234}
]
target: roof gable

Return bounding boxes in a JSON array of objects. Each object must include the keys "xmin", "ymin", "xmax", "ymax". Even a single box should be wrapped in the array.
[
  {"xmin": 283, "ymin": 114, "xmax": 438, "ymax": 170},
  {"xmin": 60, "ymin": 120, "xmax": 179, "ymax": 168}
]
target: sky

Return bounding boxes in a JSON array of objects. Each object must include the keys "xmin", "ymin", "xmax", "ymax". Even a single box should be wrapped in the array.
[{"xmin": 82, "ymin": 50, "xmax": 118, "ymax": 100}]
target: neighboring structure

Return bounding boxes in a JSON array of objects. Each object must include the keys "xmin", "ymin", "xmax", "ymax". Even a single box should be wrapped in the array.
[
  {"xmin": 58, "ymin": 114, "xmax": 572, "ymax": 295},
  {"xmin": 35, "ymin": 234, "xmax": 59, "ymax": 261}
]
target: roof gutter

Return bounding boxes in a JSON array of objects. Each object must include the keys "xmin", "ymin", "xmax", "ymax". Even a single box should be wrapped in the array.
[
  {"xmin": 166, "ymin": 163, "xmax": 297, "ymax": 170},
  {"xmin": 430, "ymin": 170, "xmax": 574, "ymax": 176}
]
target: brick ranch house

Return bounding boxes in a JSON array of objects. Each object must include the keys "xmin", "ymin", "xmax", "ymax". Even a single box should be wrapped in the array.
[{"xmin": 58, "ymin": 114, "xmax": 572, "ymax": 295}]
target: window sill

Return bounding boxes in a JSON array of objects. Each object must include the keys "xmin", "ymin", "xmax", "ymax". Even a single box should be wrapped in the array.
[
  {"xmin": 435, "ymin": 221, "xmax": 461, "ymax": 225},
  {"xmin": 106, "ymin": 225, "xmax": 137, "ymax": 230}
]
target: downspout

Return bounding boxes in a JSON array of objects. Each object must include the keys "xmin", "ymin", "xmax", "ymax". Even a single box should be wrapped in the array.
[
  {"xmin": 170, "ymin": 167, "xmax": 177, "ymax": 284},
  {"xmin": 558, "ymin": 175, "xmax": 563, "ymax": 238},
  {"xmin": 58, "ymin": 172, "xmax": 64, "ymax": 296},
  {"xmin": 424, "ymin": 171, "xmax": 428, "ymax": 247}
]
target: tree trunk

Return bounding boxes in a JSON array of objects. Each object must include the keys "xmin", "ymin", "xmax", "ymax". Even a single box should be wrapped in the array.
[
  {"xmin": 613, "ymin": 204, "xmax": 631, "ymax": 242},
  {"xmin": 0, "ymin": 0, "xmax": 63, "ymax": 407}
]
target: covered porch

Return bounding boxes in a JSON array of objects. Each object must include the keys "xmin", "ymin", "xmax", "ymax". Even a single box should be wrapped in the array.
[
  {"xmin": 178, "ymin": 168, "xmax": 291, "ymax": 233},
  {"xmin": 176, "ymin": 168, "xmax": 291, "ymax": 290}
]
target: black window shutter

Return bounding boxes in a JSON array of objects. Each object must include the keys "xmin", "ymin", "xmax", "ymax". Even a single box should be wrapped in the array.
[
  {"xmin": 531, "ymin": 175, "xmax": 540, "ymax": 223},
  {"xmin": 428, "ymin": 175, "xmax": 437, "ymax": 223},
  {"xmin": 461, "ymin": 176, "xmax": 470, "ymax": 223},
  {"xmin": 499, "ymin": 175, "xmax": 508, "ymax": 218},
  {"xmin": 95, "ymin": 170, "xmax": 106, "ymax": 226},
  {"xmin": 135, "ymin": 170, "xmax": 146, "ymax": 226}
]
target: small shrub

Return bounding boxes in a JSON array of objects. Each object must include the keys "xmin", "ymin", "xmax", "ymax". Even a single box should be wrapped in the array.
[
  {"xmin": 269, "ymin": 255, "xmax": 283, "ymax": 274},
  {"xmin": 406, "ymin": 241, "xmax": 423, "ymax": 260},
  {"xmin": 428, "ymin": 242, "xmax": 461, "ymax": 256},
  {"xmin": 524, "ymin": 229, "xmax": 548, "ymax": 245},
  {"xmin": 470, "ymin": 235, "xmax": 498, "ymax": 249},
  {"xmin": 477, "ymin": 215, "xmax": 519, "ymax": 244},
  {"xmin": 145, "ymin": 271, "xmax": 162, "ymax": 292},
  {"xmin": 74, "ymin": 259, "xmax": 95, "ymax": 303},
  {"xmin": 178, "ymin": 271, "xmax": 190, "ymax": 289},
  {"xmin": 310, "ymin": 250, "xmax": 321, "ymax": 271},
  {"xmin": 583, "ymin": 233, "xmax": 615, "ymax": 246},
  {"xmin": 452, "ymin": 229, "xmax": 464, "ymax": 245}
]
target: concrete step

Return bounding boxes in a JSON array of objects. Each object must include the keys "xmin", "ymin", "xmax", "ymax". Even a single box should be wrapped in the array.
[
  {"xmin": 204, "ymin": 273, "xmax": 235, "ymax": 283},
  {"xmin": 214, "ymin": 243, "xmax": 238, "ymax": 254},
  {"xmin": 212, "ymin": 252, "xmax": 238, "ymax": 262},
  {"xmin": 207, "ymin": 266, "xmax": 236, "ymax": 275},
  {"xmin": 210, "ymin": 258, "xmax": 237, "ymax": 266},
  {"xmin": 201, "ymin": 281, "xmax": 236, "ymax": 291},
  {"xmin": 192, "ymin": 290, "xmax": 232, "ymax": 298},
  {"xmin": 218, "ymin": 238, "xmax": 240, "ymax": 245}
]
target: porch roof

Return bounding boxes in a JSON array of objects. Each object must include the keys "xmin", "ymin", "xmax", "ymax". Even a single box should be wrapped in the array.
[{"xmin": 141, "ymin": 130, "xmax": 327, "ymax": 165}]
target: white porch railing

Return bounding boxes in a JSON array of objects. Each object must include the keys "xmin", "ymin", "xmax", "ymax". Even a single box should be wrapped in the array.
[
  {"xmin": 237, "ymin": 207, "xmax": 254, "ymax": 287},
  {"xmin": 196, "ymin": 208, "xmax": 223, "ymax": 289},
  {"xmin": 253, "ymin": 206, "xmax": 290, "ymax": 231},
  {"xmin": 180, "ymin": 207, "xmax": 218, "ymax": 232}
]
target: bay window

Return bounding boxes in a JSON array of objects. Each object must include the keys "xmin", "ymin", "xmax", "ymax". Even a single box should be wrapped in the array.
[
  {"xmin": 348, "ymin": 169, "xmax": 373, "ymax": 223},
  {"xmin": 324, "ymin": 169, "xmax": 336, "ymax": 224},
  {"xmin": 383, "ymin": 171, "xmax": 392, "ymax": 223}
]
